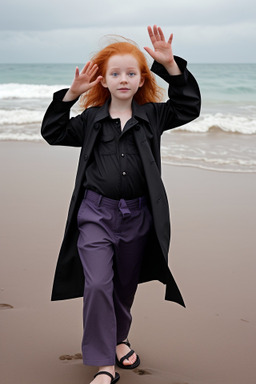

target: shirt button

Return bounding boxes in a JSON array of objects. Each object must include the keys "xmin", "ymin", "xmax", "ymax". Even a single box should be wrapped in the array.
[
  {"xmin": 121, "ymin": 153, "xmax": 125, "ymax": 157},
  {"xmin": 122, "ymin": 171, "xmax": 127, "ymax": 176}
]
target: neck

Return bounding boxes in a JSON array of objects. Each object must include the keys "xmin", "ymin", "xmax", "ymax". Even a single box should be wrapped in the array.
[{"xmin": 109, "ymin": 97, "xmax": 133, "ymax": 116}]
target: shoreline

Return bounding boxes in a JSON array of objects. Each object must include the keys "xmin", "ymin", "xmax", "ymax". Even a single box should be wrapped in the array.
[
  {"xmin": 1, "ymin": 141, "xmax": 256, "ymax": 384},
  {"xmin": 1, "ymin": 137, "xmax": 256, "ymax": 174}
]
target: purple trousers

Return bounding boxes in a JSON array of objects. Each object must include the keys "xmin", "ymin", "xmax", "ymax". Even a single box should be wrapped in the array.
[{"xmin": 77, "ymin": 190, "xmax": 152, "ymax": 366}]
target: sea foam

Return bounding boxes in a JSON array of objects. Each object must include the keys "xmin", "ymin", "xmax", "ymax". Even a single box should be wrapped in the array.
[
  {"xmin": 0, "ymin": 83, "xmax": 68, "ymax": 99},
  {"xmin": 175, "ymin": 113, "xmax": 256, "ymax": 135},
  {"xmin": 0, "ymin": 109, "xmax": 43, "ymax": 125}
]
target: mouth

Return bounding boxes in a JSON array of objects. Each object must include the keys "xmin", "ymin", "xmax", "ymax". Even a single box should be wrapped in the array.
[{"xmin": 118, "ymin": 88, "xmax": 130, "ymax": 91}]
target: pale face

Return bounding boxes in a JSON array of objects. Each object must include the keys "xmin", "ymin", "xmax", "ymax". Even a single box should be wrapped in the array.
[{"xmin": 101, "ymin": 54, "xmax": 144, "ymax": 103}]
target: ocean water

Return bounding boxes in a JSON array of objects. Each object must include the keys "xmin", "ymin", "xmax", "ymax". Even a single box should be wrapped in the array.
[{"xmin": 0, "ymin": 62, "xmax": 256, "ymax": 173}]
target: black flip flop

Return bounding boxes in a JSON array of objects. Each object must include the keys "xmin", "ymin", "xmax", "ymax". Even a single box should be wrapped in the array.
[
  {"xmin": 94, "ymin": 371, "xmax": 120, "ymax": 384},
  {"xmin": 116, "ymin": 340, "xmax": 140, "ymax": 369}
]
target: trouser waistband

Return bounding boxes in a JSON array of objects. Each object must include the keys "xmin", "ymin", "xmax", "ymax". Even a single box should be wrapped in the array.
[{"xmin": 84, "ymin": 190, "xmax": 147, "ymax": 211}]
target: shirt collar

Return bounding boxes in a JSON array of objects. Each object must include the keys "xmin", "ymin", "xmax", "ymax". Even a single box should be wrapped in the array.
[
  {"xmin": 132, "ymin": 100, "xmax": 149, "ymax": 123},
  {"xmin": 93, "ymin": 98, "xmax": 149, "ymax": 124},
  {"xmin": 93, "ymin": 99, "xmax": 111, "ymax": 123}
]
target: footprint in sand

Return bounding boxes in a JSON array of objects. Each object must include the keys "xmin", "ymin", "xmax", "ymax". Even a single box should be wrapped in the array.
[
  {"xmin": 134, "ymin": 368, "xmax": 152, "ymax": 375},
  {"xmin": 0, "ymin": 304, "xmax": 14, "ymax": 310},
  {"xmin": 59, "ymin": 353, "xmax": 83, "ymax": 361},
  {"xmin": 134, "ymin": 368, "xmax": 189, "ymax": 384}
]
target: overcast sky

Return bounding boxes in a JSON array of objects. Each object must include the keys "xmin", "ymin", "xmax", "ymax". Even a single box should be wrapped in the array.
[{"xmin": 1, "ymin": 0, "xmax": 255, "ymax": 63}]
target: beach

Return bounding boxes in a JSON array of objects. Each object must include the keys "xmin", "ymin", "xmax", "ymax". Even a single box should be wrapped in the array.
[{"xmin": 1, "ymin": 141, "xmax": 256, "ymax": 384}]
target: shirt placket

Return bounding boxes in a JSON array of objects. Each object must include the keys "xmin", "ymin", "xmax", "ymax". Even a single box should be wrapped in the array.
[{"xmin": 118, "ymin": 128, "xmax": 128, "ymax": 198}]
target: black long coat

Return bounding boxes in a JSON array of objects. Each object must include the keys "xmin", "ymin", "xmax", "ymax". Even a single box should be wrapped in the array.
[{"xmin": 41, "ymin": 57, "xmax": 201, "ymax": 307}]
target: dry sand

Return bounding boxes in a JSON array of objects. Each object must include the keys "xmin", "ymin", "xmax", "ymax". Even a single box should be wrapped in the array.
[{"xmin": 1, "ymin": 141, "xmax": 256, "ymax": 384}]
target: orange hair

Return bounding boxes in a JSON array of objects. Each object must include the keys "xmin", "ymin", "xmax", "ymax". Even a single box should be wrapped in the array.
[{"xmin": 80, "ymin": 40, "xmax": 163, "ymax": 109}]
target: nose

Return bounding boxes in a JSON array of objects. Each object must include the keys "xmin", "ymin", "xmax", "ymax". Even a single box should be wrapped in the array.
[{"xmin": 120, "ymin": 73, "xmax": 128, "ymax": 83}]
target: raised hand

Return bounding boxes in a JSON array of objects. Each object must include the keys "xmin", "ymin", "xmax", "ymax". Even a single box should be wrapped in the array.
[
  {"xmin": 63, "ymin": 61, "xmax": 103, "ymax": 101},
  {"xmin": 144, "ymin": 25, "xmax": 181, "ymax": 75}
]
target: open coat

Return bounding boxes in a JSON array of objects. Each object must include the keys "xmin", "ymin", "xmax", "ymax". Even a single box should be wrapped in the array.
[{"xmin": 41, "ymin": 56, "xmax": 201, "ymax": 307}]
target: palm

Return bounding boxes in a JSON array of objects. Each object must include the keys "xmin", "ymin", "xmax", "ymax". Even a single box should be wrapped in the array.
[
  {"xmin": 144, "ymin": 25, "xmax": 174, "ymax": 65},
  {"xmin": 72, "ymin": 73, "xmax": 91, "ymax": 94},
  {"xmin": 152, "ymin": 41, "xmax": 172, "ymax": 62},
  {"xmin": 70, "ymin": 61, "xmax": 102, "ymax": 95}
]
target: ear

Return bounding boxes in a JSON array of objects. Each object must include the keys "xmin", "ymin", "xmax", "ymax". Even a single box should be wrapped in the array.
[
  {"xmin": 101, "ymin": 78, "xmax": 108, "ymax": 88},
  {"xmin": 139, "ymin": 77, "xmax": 145, "ymax": 88}
]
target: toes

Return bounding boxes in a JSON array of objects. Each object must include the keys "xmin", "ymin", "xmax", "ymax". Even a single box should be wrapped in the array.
[
  {"xmin": 123, "ymin": 353, "xmax": 136, "ymax": 365},
  {"xmin": 116, "ymin": 343, "xmax": 138, "ymax": 367},
  {"xmin": 132, "ymin": 356, "xmax": 136, "ymax": 364},
  {"xmin": 130, "ymin": 356, "xmax": 135, "ymax": 364}
]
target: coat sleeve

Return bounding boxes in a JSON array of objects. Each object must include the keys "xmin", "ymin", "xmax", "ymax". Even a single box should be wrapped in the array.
[
  {"xmin": 150, "ymin": 56, "xmax": 201, "ymax": 134},
  {"xmin": 41, "ymin": 89, "xmax": 86, "ymax": 147}
]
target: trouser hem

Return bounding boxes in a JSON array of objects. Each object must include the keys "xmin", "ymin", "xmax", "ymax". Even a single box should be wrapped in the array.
[{"xmin": 83, "ymin": 358, "xmax": 116, "ymax": 366}]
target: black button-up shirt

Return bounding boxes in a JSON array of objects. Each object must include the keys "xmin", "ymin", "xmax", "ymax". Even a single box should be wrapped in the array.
[{"xmin": 84, "ymin": 104, "xmax": 147, "ymax": 199}]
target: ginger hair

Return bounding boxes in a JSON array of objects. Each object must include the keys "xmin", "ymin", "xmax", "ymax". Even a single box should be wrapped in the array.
[{"xmin": 80, "ymin": 40, "xmax": 163, "ymax": 109}]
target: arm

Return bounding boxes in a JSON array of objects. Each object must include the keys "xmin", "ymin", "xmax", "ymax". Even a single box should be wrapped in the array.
[
  {"xmin": 144, "ymin": 25, "xmax": 201, "ymax": 132},
  {"xmin": 151, "ymin": 56, "xmax": 201, "ymax": 132},
  {"xmin": 41, "ymin": 89, "xmax": 85, "ymax": 146}
]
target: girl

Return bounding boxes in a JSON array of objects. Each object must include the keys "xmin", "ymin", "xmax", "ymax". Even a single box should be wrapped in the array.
[{"xmin": 41, "ymin": 25, "xmax": 201, "ymax": 384}]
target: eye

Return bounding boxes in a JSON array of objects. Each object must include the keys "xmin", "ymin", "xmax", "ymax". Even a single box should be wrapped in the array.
[
  {"xmin": 111, "ymin": 72, "xmax": 119, "ymax": 77},
  {"xmin": 128, "ymin": 72, "xmax": 136, "ymax": 77}
]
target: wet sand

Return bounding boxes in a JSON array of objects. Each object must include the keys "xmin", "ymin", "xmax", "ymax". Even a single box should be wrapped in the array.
[{"xmin": 1, "ymin": 141, "xmax": 256, "ymax": 384}]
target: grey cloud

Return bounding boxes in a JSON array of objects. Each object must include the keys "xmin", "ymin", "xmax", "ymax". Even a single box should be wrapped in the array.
[
  {"xmin": 1, "ymin": 0, "xmax": 255, "ymax": 62},
  {"xmin": 1, "ymin": 0, "xmax": 255, "ymax": 31},
  {"xmin": 1, "ymin": 22, "xmax": 255, "ymax": 63}
]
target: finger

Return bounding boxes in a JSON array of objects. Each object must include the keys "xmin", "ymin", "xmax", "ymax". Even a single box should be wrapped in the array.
[
  {"xmin": 88, "ymin": 76, "xmax": 103, "ymax": 89},
  {"xmin": 88, "ymin": 63, "xmax": 99, "ymax": 78},
  {"xmin": 87, "ymin": 62, "xmax": 96, "ymax": 73},
  {"xmin": 167, "ymin": 33, "xmax": 173, "ymax": 45},
  {"xmin": 80, "ymin": 61, "xmax": 91, "ymax": 74},
  {"xmin": 144, "ymin": 46, "xmax": 156, "ymax": 59},
  {"xmin": 147, "ymin": 25, "xmax": 156, "ymax": 44},
  {"xmin": 86, "ymin": 61, "xmax": 95, "ymax": 76},
  {"xmin": 74, "ymin": 66, "xmax": 80, "ymax": 78},
  {"xmin": 158, "ymin": 26, "xmax": 165, "ymax": 41},
  {"xmin": 153, "ymin": 25, "xmax": 160, "ymax": 41}
]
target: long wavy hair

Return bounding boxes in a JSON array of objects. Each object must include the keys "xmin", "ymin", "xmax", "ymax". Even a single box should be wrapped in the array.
[{"xmin": 80, "ymin": 39, "xmax": 163, "ymax": 109}]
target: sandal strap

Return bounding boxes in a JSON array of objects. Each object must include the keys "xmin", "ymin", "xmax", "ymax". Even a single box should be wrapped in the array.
[
  {"xmin": 119, "ymin": 349, "xmax": 135, "ymax": 364},
  {"xmin": 117, "ymin": 340, "xmax": 131, "ymax": 348},
  {"xmin": 94, "ymin": 371, "xmax": 114, "ymax": 380}
]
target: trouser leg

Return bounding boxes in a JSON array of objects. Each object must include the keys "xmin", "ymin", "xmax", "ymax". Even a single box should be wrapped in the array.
[
  {"xmin": 77, "ymin": 203, "xmax": 116, "ymax": 366},
  {"xmin": 77, "ymin": 194, "xmax": 152, "ymax": 366},
  {"xmin": 113, "ymin": 202, "xmax": 153, "ymax": 343}
]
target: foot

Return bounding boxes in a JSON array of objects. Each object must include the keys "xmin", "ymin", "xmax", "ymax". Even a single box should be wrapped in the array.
[
  {"xmin": 116, "ymin": 339, "xmax": 137, "ymax": 367},
  {"xmin": 90, "ymin": 366, "xmax": 116, "ymax": 384}
]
